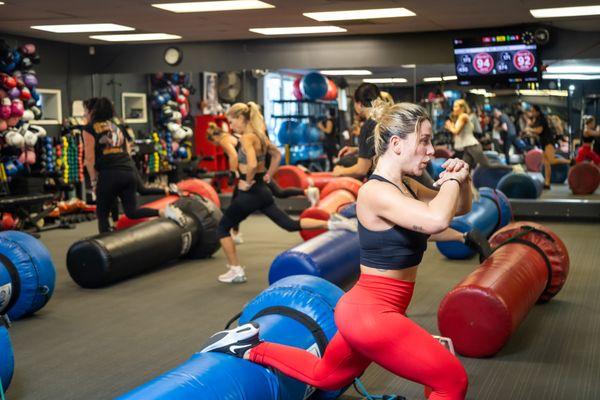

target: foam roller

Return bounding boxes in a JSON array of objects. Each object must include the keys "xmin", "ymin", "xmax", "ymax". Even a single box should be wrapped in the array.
[
  {"xmin": 0, "ymin": 318, "xmax": 14, "ymax": 393},
  {"xmin": 67, "ymin": 196, "xmax": 221, "ymax": 288},
  {"xmin": 300, "ymin": 189, "xmax": 356, "ymax": 241},
  {"xmin": 116, "ymin": 178, "xmax": 219, "ymax": 230},
  {"xmin": 0, "ymin": 231, "xmax": 55, "ymax": 321},
  {"xmin": 117, "ymin": 275, "xmax": 344, "ymax": 400},
  {"xmin": 438, "ymin": 222, "xmax": 569, "ymax": 357},
  {"xmin": 436, "ymin": 188, "xmax": 511, "ymax": 259},
  {"xmin": 269, "ymin": 229, "xmax": 360, "ymax": 286}
]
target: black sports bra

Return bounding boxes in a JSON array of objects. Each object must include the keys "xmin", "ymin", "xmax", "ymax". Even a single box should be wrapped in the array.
[{"xmin": 359, "ymin": 175, "xmax": 430, "ymax": 270}]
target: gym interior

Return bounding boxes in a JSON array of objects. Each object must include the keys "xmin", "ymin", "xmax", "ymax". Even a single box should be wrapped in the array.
[{"xmin": 1, "ymin": 1, "xmax": 600, "ymax": 399}]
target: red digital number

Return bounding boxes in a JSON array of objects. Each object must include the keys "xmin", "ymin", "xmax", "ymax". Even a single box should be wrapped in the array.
[
  {"xmin": 472, "ymin": 53, "xmax": 494, "ymax": 74},
  {"xmin": 513, "ymin": 50, "xmax": 535, "ymax": 72}
]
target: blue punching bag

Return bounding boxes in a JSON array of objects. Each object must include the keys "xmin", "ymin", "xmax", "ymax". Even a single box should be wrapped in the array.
[
  {"xmin": 301, "ymin": 73, "xmax": 328, "ymax": 100},
  {"xmin": 269, "ymin": 229, "xmax": 360, "ymax": 286},
  {"xmin": 496, "ymin": 172, "xmax": 543, "ymax": 199},
  {"xmin": 472, "ymin": 165, "xmax": 512, "ymax": 189},
  {"xmin": 0, "ymin": 318, "xmax": 13, "ymax": 394},
  {"xmin": 0, "ymin": 231, "xmax": 56, "ymax": 321},
  {"xmin": 117, "ymin": 276, "xmax": 344, "ymax": 400}
]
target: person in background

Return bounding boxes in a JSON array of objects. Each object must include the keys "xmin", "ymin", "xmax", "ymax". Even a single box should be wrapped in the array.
[
  {"xmin": 82, "ymin": 97, "xmax": 184, "ymax": 233},
  {"xmin": 317, "ymin": 108, "xmax": 339, "ymax": 171},
  {"xmin": 493, "ymin": 107, "xmax": 523, "ymax": 164},
  {"xmin": 522, "ymin": 105, "xmax": 572, "ymax": 189},
  {"xmin": 576, "ymin": 115, "xmax": 600, "ymax": 165}
]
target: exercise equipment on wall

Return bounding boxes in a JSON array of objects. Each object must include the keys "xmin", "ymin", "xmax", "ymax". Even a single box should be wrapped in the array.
[
  {"xmin": 67, "ymin": 194, "xmax": 221, "ymax": 288},
  {"xmin": 438, "ymin": 222, "xmax": 569, "ymax": 357},
  {"xmin": 116, "ymin": 275, "xmax": 346, "ymax": 400}
]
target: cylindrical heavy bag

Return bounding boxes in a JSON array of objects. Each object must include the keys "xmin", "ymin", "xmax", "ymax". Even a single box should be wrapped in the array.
[
  {"xmin": 541, "ymin": 155, "xmax": 569, "ymax": 184},
  {"xmin": 319, "ymin": 177, "xmax": 362, "ymax": 199},
  {"xmin": 0, "ymin": 318, "xmax": 14, "ymax": 393},
  {"xmin": 435, "ymin": 191, "xmax": 500, "ymax": 260},
  {"xmin": 0, "ymin": 231, "xmax": 55, "ymax": 320},
  {"xmin": 67, "ymin": 196, "xmax": 221, "ymax": 288},
  {"xmin": 568, "ymin": 162, "xmax": 600, "ymax": 195},
  {"xmin": 116, "ymin": 179, "xmax": 219, "ymax": 230},
  {"xmin": 478, "ymin": 187, "xmax": 513, "ymax": 229},
  {"xmin": 116, "ymin": 276, "xmax": 344, "ymax": 400},
  {"xmin": 496, "ymin": 172, "xmax": 543, "ymax": 199},
  {"xmin": 269, "ymin": 229, "xmax": 360, "ymax": 286},
  {"xmin": 438, "ymin": 222, "xmax": 569, "ymax": 357},
  {"xmin": 274, "ymin": 166, "xmax": 335, "ymax": 191},
  {"xmin": 309, "ymin": 172, "xmax": 336, "ymax": 190},
  {"xmin": 525, "ymin": 148, "xmax": 543, "ymax": 172},
  {"xmin": 472, "ymin": 165, "xmax": 512, "ymax": 189},
  {"xmin": 299, "ymin": 189, "xmax": 356, "ymax": 241}
]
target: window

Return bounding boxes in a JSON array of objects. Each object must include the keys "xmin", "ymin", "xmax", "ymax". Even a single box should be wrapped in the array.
[{"xmin": 35, "ymin": 89, "xmax": 63, "ymax": 125}]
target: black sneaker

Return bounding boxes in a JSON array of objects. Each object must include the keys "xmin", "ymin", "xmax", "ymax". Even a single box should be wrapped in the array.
[
  {"xmin": 199, "ymin": 322, "xmax": 261, "ymax": 358},
  {"xmin": 543, "ymin": 184, "xmax": 551, "ymax": 190},
  {"xmin": 464, "ymin": 228, "xmax": 492, "ymax": 262}
]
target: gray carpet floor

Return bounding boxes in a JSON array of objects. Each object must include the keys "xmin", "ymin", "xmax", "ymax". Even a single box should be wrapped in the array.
[{"xmin": 4, "ymin": 216, "xmax": 600, "ymax": 400}]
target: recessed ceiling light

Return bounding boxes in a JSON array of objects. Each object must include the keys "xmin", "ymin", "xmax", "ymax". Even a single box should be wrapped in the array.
[
  {"xmin": 304, "ymin": 7, "xmax": 415, "ymax": 21},
  {"xmin": 90, "ymin": 33, "xmax": 181, "ymax": 42},
  {"xmin": 530, "ymin": 5, "xmax": 600, "ymax": 18},
  {"xmin": 152, "ymin": 1, "xmax": 274, "ymax": 13},
  {"xmin": 320, "ymin": 70, "xmax": 372, "ymax": 76},
  {"xmin": 401, "ymin": 64, "xmax": 416, "ymax": 68},
  {"xmin": 363, "ymin": 78, "xmax": 407, "ymax": 83},
  {"xmin": 518, "ymin": 89, "xmax": 569, "ymax": 97},
  {"xmin": 423, "ymin": 76, "xmax": 457, "ymax": 82},
  {"xmin": 250, "ymin": 26, "xmax": 346, "ymax": 35},
  {"xmin": 543, "ymin": 74, "xmax": 600, "ymax": 80},
  {"xmin": 0, "ymin": 2, "xmax": 5, "ymax": 5},
  {"xmin": 31, "ymin": 23, "xmax": 135, "ymax": 33},
  {"xmin": 545, "ymin": 65, "xmax": 600, "ymax": 74}
]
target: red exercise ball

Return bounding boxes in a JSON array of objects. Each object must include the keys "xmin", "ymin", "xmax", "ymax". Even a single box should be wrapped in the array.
[
  {"xmin": 292, "ymin": 77, "xmax": 303, "ymax": 100},
  {"xmin": 324, "ymin": 79, "xmax": 338, "ymax": 101}
]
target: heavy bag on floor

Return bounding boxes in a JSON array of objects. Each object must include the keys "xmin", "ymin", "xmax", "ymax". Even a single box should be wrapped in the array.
[
  {"xmin": 472, "ymin": 165, "xmax": 511, "ymax": 189},
  {"xmin": 67, "ymin": 195, "xmax": 221, "ymax": 288},
  {"xmin": 438, "ymin": 222, "xmax": 569, "ymax": 357},
  {"xmin": 568, "ymin": 162, "xmax": 600, "ymax": 195},
  {"xmin": 496, "ymin": 172, "xmax": 543, "ymax": 199},
  {"xmin": 300, "ymin": 189, "xmax": 356, "ymax": 241},
  {"xmin": 436, "ymin": 188, "xmax": 511, "ymax": 259},
  {"xmin": 274, "ymin": 165, "xmax": 335, "ymax": 190},
  {"xmin": 541, "ymin": 155, "xmax": 570, "ymax": 184},
  {"xmin": 116, "ymin": 275, "xmax": 344, "ymax": 400},
  {"xmin": 116, "ymin": 178, "xmax": 219, "ymax": 230},
  {"xmin": 0, "ymin": 317, "xmax": 14, "ymax": 393},
  {"xmin": 270, "ymin": 229, "xmax": 360, "ymax": 286},
  {"xmin": 0, "ymin": 231, "xmax": 55, "ymax": 320}
]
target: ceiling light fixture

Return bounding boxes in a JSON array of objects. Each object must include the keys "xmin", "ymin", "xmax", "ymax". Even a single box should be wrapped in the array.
[
  {"xmin": 152, "ymin": 1, "xmax": 274, "ymax": 13},
  {"xmin": 423, "ymin": 75, "xmax": 457, "ymax": 82},
  {"xmin": 250, "ymin": 26, "xmax": 346, "ymax": 35},
  {"xmin": 545, "ymin": 65, "xmax": 600, "ymax": 74},
  {"xmin": 320, "ymin": 70, "xmax": 372, "ymax": 76},
  {"xmin": 90, "ymin": 33, "xmax": 182, "ymax": 42},
  {"xmin": 530, "ymin": 5, "xmax": 600, "ymax": 18},
  {"xmin": 543, "ymin": 73, "xmax": 600, "ymax": 80},
  {"xmin": 31, "ymin": 23, "xmax": 135, "ymax": 33},
  {"xmin": 304, "ymin": 7, "xmax": 415, "ymax": 21},
  {"xmin": 363, "ymin": 78, "xmax": 407, "ymax": 83}
]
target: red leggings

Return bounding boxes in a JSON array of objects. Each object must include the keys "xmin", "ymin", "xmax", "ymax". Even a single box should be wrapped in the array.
[
  {"xmin": 250, "ymin": 274, "xmax": 468, "ymax": 399},
  {"xmin": 576, "ymin": 144, "xmax": 600, "ymax": 165}
]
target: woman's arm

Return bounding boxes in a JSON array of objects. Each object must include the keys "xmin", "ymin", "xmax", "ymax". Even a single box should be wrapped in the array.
[
  {"xmin": 82, "ymin": 130, "xmax": 97, "ymax": 185},
  {"xmin": 445, "ymin": 114, "xmax": 469, "ymax": 136},
  {"xmin": 584, "ymin": 127, "xmax": 600, "ymax": 138},
  {"xmin": 332, "ymin": 157, "xmax": 372, "ymax": 178},
  {"xmin": 265, "ymin": 142, "xmax": 282, "ymax": 178},
  {"xmin": 221, "ymin": 136, "xmax": 239, "ymax": 172},
  {"xmin": 320, "ymin": 120, "xmax": 334, "ymax": 135},
  {"xmin": 362, "ymin": 178, "xmax": 462, "ymax": 235}
]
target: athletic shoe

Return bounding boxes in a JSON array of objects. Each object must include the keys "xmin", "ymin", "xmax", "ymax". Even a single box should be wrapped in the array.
[
  {"xmin": 307, "ymin": 177, "xmax": 315, "ymax": 187},
  {"xmin": 232, "ymin": 231, "xmax": 244, "ymax": 245},
  {"xmin": 464, "ymin": 228, "xmax": 492, "ymax": 262},
  {"xmin": 543, "ymin": 184, "xmax": 551, "ymax": 190},
  {"xmin": 305, "ymin": 186, "xmax": 320, "ymax": 207},
  {"xmin": 328, "ymin": 213, "xmax": 358, "ymax": 233},
  {"xmin": 164, "ymin": 204, "xmax": 187, "ymax": 227},
  {"xmin": 218, "ymin": 265, "xmax": 247, "ymax": 283},
  {"xmin": 200, "ymin": 322, "xmax": 261, "ymax": 357},
  {"xmin": 168, "ymin": 183, "xmax": 181, "ymax": 195}
]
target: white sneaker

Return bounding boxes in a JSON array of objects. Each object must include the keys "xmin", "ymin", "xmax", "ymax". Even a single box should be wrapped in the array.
[
  {"xmin": 327, "ymin": 213, "xmax": 358, "ymax": 232},
  {"xmin": 232, "ymin": 231, "xmax": 244, "ymax": 245},
  {"xmin": 168, "ymin": 183, "xmax": 181, "ymax": 195},
  {"xmin": 199, "ymin": 322, "xmax": 261, "ymax": 357},
  {"xmin": 218, "ymin": 265, "xmax": 247, "ymax": 283},
  {"xmin": 164, "ymin": 204, "xmax": 187, "ymax": 227},
  {"xmin": 305, "ymin": 187, "xmax": 320, "ymax": 207}
]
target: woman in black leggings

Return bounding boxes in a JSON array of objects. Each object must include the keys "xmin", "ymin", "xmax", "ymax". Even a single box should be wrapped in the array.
[
  {"xmin": 82, "ymin": 97, "xmax": 185, "ymax": 233},
  {"xmin": 216, "ymin": 102, "xmax": 356, "ymax": 284}
]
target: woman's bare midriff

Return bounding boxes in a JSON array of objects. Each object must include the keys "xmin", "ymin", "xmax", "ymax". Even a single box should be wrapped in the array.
[{"xmin": 360, "ymin": 264, "xmax": 419, "ymax": 282}]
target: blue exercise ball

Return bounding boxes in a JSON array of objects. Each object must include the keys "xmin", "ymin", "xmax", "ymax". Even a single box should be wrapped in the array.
[
  {"xmin": 277, "ymin": 120, "xmax": 301, "ymax": 145},
  {"xmin": 307, "ymin": 125, "xmax": 321, "ymax": 143},
  {"xmin": 300, "ymin": 73, "xmax": 328, "ymax": 100}
]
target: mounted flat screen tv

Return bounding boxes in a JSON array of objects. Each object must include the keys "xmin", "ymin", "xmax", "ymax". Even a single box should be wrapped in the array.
[{"xmin": 453, "ymin": 32, "xmax": 541, "ymax": 86}]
